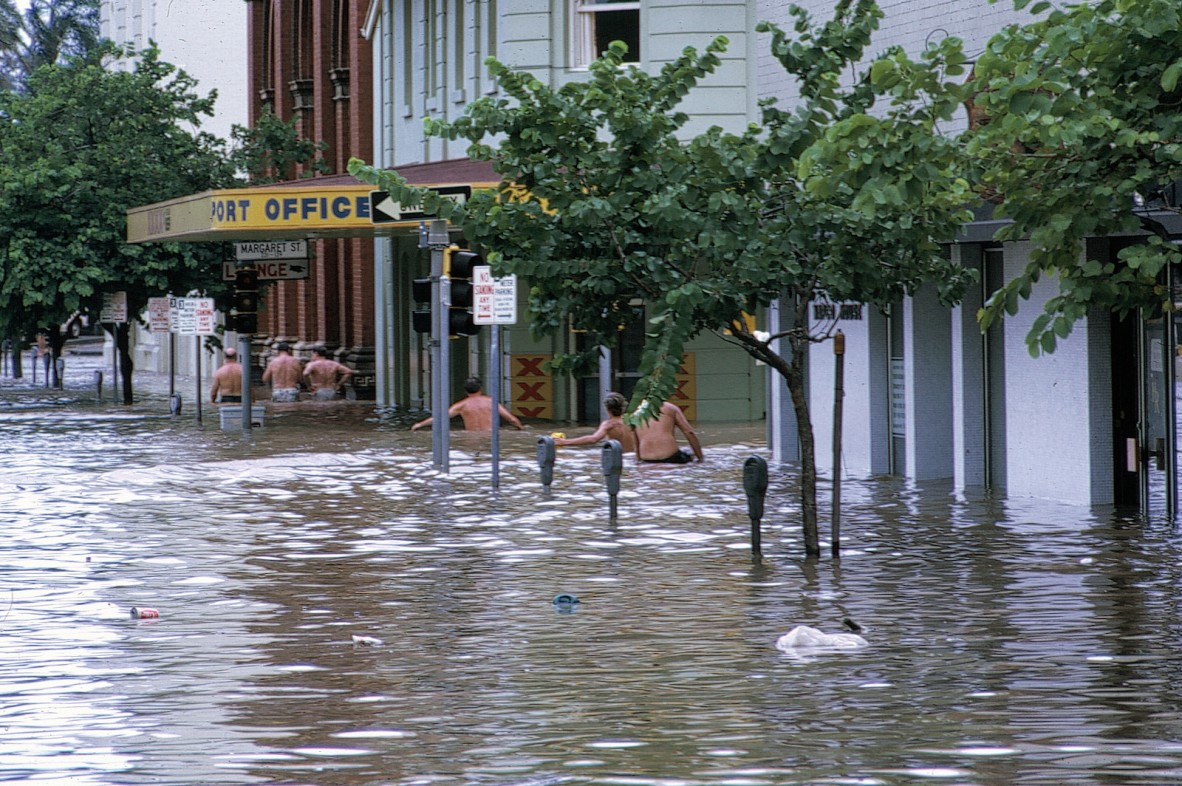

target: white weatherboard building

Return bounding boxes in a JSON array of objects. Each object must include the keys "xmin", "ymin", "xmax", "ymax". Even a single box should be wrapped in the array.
[
  {"xmin": 362, "ymin": 0, "xmax": 768, "ymax": 426},
  {"xmin": 759, "ymin": 0, "xmax": 1180, "ymax": 513},
  {"xmin": 358, "ymin": 1, "xmax": 1182, "ymax": 512}
]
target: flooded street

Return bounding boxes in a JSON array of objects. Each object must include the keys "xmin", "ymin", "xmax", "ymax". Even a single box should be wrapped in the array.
[{"xmin": 5, "ymin": 350, "xmax": 1182, "ymax": 785}]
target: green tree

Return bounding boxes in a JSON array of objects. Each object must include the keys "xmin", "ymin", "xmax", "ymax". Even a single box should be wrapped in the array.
[
  {"xmin": 349, "ymin": 0, "xmax": 974, "ymax": 555},
  {"xmin": 0, "ymin": 42, "xmax": 236, "ymax": 400},
  {"xmin": 967, "ymin": 0, "xmax": 1182, "ymax": 355},
  {"xmin": 228, "ymin": 108, "xmax": 332, "ymax": 184},
  {"xmin": 0, "ymin": 0, "xmax": 99, "ymax": 92}
]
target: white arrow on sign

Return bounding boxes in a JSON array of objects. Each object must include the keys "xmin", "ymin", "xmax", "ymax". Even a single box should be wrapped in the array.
[{"xmin": 370, "ymin": 192, "xmax": 403, "ymax": 223}]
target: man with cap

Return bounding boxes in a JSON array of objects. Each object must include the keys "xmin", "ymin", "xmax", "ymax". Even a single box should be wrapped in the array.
[
  {"xmin": 303, "ymin": 345, "xmax": 354, "ymax": 400},
  {"xmin": 262, "ymin": 341, "xmax": 303, "ymax": 402},
  {"xmin": 210, "ymin": 346, "xmax": 243, "ymax": 403}
]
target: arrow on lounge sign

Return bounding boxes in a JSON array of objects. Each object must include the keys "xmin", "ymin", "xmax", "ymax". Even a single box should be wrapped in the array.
[{"xmin": 369, "ymin": 185, "xmax": 472, "ymax": 224}]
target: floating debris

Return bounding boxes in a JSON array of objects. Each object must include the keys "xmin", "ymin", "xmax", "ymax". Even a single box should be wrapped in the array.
[{"xmin": 776, "ymin": 625, "xmax": 868, "ymax": 652}]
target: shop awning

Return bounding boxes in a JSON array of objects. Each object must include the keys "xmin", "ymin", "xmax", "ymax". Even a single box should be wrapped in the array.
[{"xmin": 126, "ymin": 159, "xmax": 499, "ymax": 243}]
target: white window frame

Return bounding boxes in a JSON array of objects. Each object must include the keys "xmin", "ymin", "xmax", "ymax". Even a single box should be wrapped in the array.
[{"xmin": 572, "ymin": 0, "xmax": 640, "ymax": 69}]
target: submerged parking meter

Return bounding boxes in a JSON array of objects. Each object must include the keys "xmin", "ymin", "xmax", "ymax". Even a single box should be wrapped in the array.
[
  {"xmin": 743, "ymin": 456, "xmax": 769, "ymax": 557},
  {"xmin": 93, "ymin": 370, "xmax": 103, "ymax": 402},
  {"xmin": 602, "ymin": 439, "xmax": 623, "ymax": 522},
  {"xmin": 169, "ymin": 393, "xmax": 183, "ymax": 417},
  {"xmin": 536, "ymin": 435, "xmax": 556, "ymax": 491}
]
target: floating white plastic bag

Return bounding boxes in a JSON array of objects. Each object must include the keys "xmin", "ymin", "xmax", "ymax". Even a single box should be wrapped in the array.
[{"xmin": 775, "ymin": 625, "xmax": 868, "ymax": 652}]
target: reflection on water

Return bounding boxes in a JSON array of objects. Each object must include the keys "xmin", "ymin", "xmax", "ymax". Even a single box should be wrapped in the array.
[{"xmin": 5, "ymin": 360, "xmax": 1182, "ymax": 785}]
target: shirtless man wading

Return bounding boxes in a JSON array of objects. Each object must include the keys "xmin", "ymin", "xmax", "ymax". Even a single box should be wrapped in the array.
[
  {"xmin": 411, "ymin": 377, "xmax": 524, "ymax": 432},
  {"xmin": 210, "ymin": 347, "xmax": 243, "ymax": 403},
  {"xmin": 262, "ymin": 342, "xmax": 303, "ymax": 402},
  {"xmin": 632, "ymin": 400, "xmax": 704, "ymax": 465},
  {"xmin": 302, "ymin": 346, "xmax": 354, "ymax": 400},
  {"xmin": 553, "ymin": 392, "xmax": 636, "ymax": 454}
]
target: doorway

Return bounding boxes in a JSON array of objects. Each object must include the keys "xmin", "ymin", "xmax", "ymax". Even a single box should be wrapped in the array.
[
  {"xmin": 574, "ymin": 305, "xmax": 646, "ymax": 422},
  {"xmin": 1112, "ymin": 262, "xmax": 1178, "ymax": 515}
]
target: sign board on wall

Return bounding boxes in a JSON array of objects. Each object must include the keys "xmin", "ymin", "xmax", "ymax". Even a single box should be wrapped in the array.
[
  {"xmin": 147, "ymin": 297, "xmax": 171, "ymax": 333},
  {"xmin": 100, "ymin": 291, "xmax": 127, "ymax": 323},
  {"xmin": 169, "ymin": 296, "xmax": 217, "ymax": 336}
]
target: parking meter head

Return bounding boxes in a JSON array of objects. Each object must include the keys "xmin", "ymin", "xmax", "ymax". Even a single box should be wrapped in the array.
[
  {"xmin": 601, "ymin": 439, "xmax": 623, "ymax": 496},
  {"xmin": 743, "ymin": 456, "xmax": 769, "ymax": 520},
  {"xmin": 536, "ymin": 435, "xmax": 556, "ymax": 487}
]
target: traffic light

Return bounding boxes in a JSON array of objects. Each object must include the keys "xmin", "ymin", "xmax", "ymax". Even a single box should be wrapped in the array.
[
  {"xmin": 411, "ymin": 277, "xmax": 432, "ymax": 334},
  {"xmin": 445, "ymin": 248, "xmax": 482, "ymax": 337},
  {"xmin": 234, "ymin": 266, "xmax": 259, "ymax": 334}
]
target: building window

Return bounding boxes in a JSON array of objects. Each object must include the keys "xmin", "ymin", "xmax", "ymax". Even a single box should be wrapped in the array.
[{"xmin": 573, "ymin": 0, "xmax": 639, "ymax": 67}]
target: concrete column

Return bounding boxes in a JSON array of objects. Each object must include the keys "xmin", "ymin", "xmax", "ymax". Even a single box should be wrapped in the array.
[
  {"xmin": 951, "ymin": 244, "xmax": 987, "ymax": 490},
  {"xmin": 903, "ymin": 286, "xmax": 954, "ymax": 480}
]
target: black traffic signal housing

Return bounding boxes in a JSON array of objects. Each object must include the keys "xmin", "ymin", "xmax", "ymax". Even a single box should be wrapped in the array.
[
  {"xmin": 411, "ymin": 277, "xmax": 432, "ymax": 333},
  {"xmin": 445, "ymin": 248, "xmax": 482, "ymax": 337},
  {"xmin": 234, "ymin": 265, "xmax": 259, "ymax": 334}
]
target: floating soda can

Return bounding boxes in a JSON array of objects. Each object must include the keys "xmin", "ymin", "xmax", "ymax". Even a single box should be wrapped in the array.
[{"xmin": 130, "ymin": 607, "xmax": 160, "ymax": 619}]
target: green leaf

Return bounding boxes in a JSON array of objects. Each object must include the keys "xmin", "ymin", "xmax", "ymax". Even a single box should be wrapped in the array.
[
  {"xmin": 1039, "ymin": 331, "xmax": 1057, "ymax": 354},
  {"xmin": 1163, "ymin": 60, "xmax": 1182, "ymax": 92}
]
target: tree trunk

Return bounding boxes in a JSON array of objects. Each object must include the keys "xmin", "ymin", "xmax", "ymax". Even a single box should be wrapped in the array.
[
  {"xmin": 785, "ymin": 333, "xmax": 819, "ymax": 556},
  {"xmin": 115, "ymin": 323, "xmax": 135, "ymax": 404},
  {"xmin": 10, "ymin": 336, "xmax": 22, "ymax": 379},
  {"xmin": 732, "ymin": 303, "xmax": 820, "ymax": 557}
]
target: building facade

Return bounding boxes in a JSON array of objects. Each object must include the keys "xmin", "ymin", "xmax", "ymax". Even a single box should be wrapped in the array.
[
  {"xmin": 363, "ymin": 0, "xmax": 767, "ymax": 424},
  {"xmin": 102, "ymin": 0, "xmax": 250, "ymax": 379},
  {"xmin": 244, "ymin": 0, "xmax": 377, "ymax": 394},
  {"xmin": 759, "ymin": 0, "xmax": 1182, "ymax": 513},
  {"xmin": 101, "ymin": 0, "xmax": 250, "ymax": 143}
]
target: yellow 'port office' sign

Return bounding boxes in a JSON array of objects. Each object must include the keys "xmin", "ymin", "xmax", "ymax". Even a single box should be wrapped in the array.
[{"xmin": 130, "ymin": 184, "xmax": 389, "ymax": 243}]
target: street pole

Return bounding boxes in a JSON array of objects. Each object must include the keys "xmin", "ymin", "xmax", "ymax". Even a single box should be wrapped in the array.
[
  {"xmin": 428, "ymin": 219, "xmax": 450, "ymax": 470},
  {"xmin": 832, "ymin": 330, "xmax": 845, "ymax": 557},
  {"xmin": 239, "ymin": 332, "xmax": 252, "ymax": 433},
  {"xmin": 440, "ymin": 269, "xmax": 452, "ymax": 474},
  {"xmin": 195, "ymin": 339, "xmax": 202, "ymax": 425},
  {"xmin": 598, "ymin": 345, "xmax": 612, "ymax": 417},
  {"xmin": 491, "ymin": 325, "xmax": 501, "ymax": 489}
]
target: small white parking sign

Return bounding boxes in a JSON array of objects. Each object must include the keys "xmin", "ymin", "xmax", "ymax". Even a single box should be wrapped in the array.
[{"xmin": 472, "ymin": 266, "xmax": 517, "ymax": 325}]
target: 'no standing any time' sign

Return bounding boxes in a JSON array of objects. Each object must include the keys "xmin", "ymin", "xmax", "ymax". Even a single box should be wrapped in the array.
[{"xmin": 472, "ymin": 266, "xmax": 517, "ymax": 325}]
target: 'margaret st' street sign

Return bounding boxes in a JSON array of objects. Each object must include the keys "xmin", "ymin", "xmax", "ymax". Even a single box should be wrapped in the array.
[{"xmin": 234, "ymin": 240, "xmax": 308, "ymax": 260}]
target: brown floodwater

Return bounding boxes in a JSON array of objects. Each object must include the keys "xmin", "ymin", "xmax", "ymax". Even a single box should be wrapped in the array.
[{"xmin": 4, "ymin": 351, "xmax": 1182, "ymax": 786}]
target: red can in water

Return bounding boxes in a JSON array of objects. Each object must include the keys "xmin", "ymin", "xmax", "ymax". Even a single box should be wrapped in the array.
[{"xmin": 130, "ymin": 607, "xmax": 160, "ymax": 619}]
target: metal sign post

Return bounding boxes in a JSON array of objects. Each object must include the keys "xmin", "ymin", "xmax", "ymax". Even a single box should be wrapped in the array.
[
  {"xmin": 239, "ymin": 333, "xmax": 253, "ymax": 434},
  {"xmin": 473, "ymin": 265, "xmax": 518, "ymax": 488},
  {"xmin": 428, "ymin": 220, "xmax": 451, "ymax": 470},
  {"xmin": 195, "ymin": 339, "xmax": 202, "ymax": 425},
  {"xmin": 490, "ymin": 326, "xmax": 501, "ymax": 489}
]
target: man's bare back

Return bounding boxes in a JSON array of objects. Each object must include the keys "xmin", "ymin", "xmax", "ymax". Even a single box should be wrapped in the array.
[
  {"xmin": 555, "ymin": 416, "xmax": 636, "ymax": 453},
  {"xmin": 210, "ymin": 351, "xmax": 242, "ymax": 403},
  {"xmin": 553, "ymin": 392, "xmax": 635, "ymax": 453},
  {"xmin": 633, "ymin": 400, "xmax": 704, "ymax": 464},
  {"xmin": 411, "ymin": 378, "xmax": 524, "ymax": 431},
  {"xmin": 302, "ymin": 348, "xmax": 353, "ymax": 397},
  {"xmin": 262, "ymin": 352, "xmax": 302, "ymax": 389}
]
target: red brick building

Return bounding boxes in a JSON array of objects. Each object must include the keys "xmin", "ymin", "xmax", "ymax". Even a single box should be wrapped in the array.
[{"xmin": 246, "ymin": 0, "xmax": 376, "ymax": 396}]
